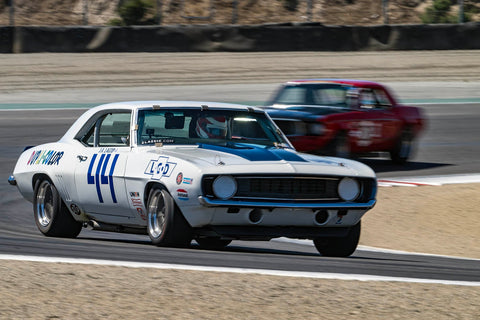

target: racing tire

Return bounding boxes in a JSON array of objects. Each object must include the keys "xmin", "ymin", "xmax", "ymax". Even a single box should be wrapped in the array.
[
  {"xmin": 196, "ymin": 238, "xmax": 232, "ymax": 250},
  {"xmin": 313, "ymin": 221, "xmax": 361, "ymax": 257},
  {"xmin": 33, "ymin": 178, "xmax": 82, "ymax": 238},
  {"xmin": 331, "ymin": 131, "xmax": 351, "ymax": 159},
  {"xmin": 390, "ymin": 128, "xmax": 413, "ymax": 164},
  {"xmin": 146, "ymin": 186, "xmax": 192, "ymax": 247}
]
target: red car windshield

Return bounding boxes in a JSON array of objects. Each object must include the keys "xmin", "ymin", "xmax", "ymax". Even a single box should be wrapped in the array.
[
  {"xmin": 271, "ymin": 83, "xmax": 393, "ymax": 110},
  {"xmin": 273, "ymin": 83, "xmax": 351, "ymax": 107}
]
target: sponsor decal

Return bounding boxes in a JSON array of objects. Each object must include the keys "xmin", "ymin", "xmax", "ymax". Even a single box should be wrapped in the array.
[
  {"xmin": 131, "ymin": 198, "xmax": 142, "ymax": 207},
  {"xmin": 27, "ymin": 150, "xmax": 64, "ymax": 166},
  {"xmin": 87, "ymin": 153, "xmax": 119, "ymax": 203},
  {"xmin": 141, "ymin": 138, "xmax": 175, "ymax": 145},
  {"xmin": 176, "ymin": 172, "xmax": 183, "ymax": 185},
  {"xmin": 177, "ymin": 188, "xmax": 189, "ymax": 201},
  {"xmin": 336, "ymin": 211, "xmax": 347, "ymax": 225},
  {"xmin": 98, "ymin": 147, "xmax": 118, "ymax": 154},
  {"xmin": 144, "ymin": 156, "xmax": 177, "ymax": 180},
  {"xmin": 350, "ymin": 121, "xmax": 381, "ymax": 147},
  {"xmin": 130, "ymin": 196, "xmax": 146, "ymax": 220},
  {"xmin": 182, "ymin": 177, "xmax": 193, "ymax": 185},
  {"xmin": 136, "ymin": 208, "xmax": 146, "ymax": 220}
]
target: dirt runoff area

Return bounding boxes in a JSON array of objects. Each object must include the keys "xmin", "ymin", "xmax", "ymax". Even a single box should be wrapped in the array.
[{"xmin": 1, "ymin": 184, "xmax": 479, "ymax": 320}]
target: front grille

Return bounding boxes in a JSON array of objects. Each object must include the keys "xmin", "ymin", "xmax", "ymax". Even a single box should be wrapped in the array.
[
  {"xmin": 203, "ymin": 175, "xmax": 343, "ymax": 202},
  {"xmin": 236, "ymin": 177, "xmax": 338, "ymax": 201}
]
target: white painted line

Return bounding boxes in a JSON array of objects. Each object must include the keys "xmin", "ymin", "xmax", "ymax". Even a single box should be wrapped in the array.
[
  {"xmin": 378, "ymin": 173, "xmax": 480, "ymax": 187},
  {"xmin": 412, "ymin": 101, "xmax": 480, "ymax": 105},
  {"xmin": 0, "ymin": 254, "xmax": 478, "ymax": 287},
  {"xmin": 357, "ymin": 245, "xmax": 480, "ymax": 261}
]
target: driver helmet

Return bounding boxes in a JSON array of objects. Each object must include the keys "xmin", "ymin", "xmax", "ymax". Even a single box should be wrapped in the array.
[{"xmin": 195, "ymin": 116, "xmax": 227, "ymax": 139}]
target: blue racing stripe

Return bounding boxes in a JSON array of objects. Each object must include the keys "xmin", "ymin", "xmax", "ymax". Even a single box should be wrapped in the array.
[
  {"xmin": 95, "ymin": 154, "xmax": 106, "ymax": 203},
  {"xmin": 109, "ymin": 154, "xmax": 119, "ymax": 203},
  {"xmin": 198, "ymin": 143, "xmax": 306, "ymax": 162}
]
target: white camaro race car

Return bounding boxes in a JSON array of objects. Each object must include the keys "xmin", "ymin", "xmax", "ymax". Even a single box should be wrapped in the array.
[{"xmin": 9, "ymin": 101, "xmax": 377, "ymax": 257}]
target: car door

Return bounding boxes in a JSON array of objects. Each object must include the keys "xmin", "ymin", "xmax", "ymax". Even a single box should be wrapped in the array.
[
  {"xmin": 352, "ymin": 88, "xmax": 402, "ymax": 149},
  {"xmin": 73, "ymin": 111, "xmax": 133, "ymax": 219}
]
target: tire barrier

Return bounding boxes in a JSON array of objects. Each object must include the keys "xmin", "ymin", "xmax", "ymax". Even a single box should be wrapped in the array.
[{"xmin": 4, "ymin": 22, "xmax": 480, "ymax": 53}]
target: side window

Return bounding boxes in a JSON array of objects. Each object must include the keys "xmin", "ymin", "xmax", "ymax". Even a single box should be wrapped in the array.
[
  {"xmin": 81, "ymin": 125, "xmax": 96, "ymax": 147},
  {"xmin": 312, "ymin": 88, "xmax": 347, "ymax": 107},
  {"xmin": 359, "ymin": 89, "xmax": 392, "ymax": 110},
  {"xmin": 373, "ymin": 89, "xmax": 392, "ymax": 107},
  {"xmin": 359, "ymin": 89, "xmax": 377, "ymax": 108},
  {"xmin": 98, "ymin": 113, "xmax": 131, "ymax": 146},
  {"xmin": 79, "ymin": 112, "xmax": 131, "ymax": 147},
  {"xmin": 275, "ymin": 87, "xmax": 307, "ymax": 105}
]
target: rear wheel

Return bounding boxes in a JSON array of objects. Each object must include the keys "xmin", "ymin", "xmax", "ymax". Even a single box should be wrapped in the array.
[
  {"xmin": 390, "ymin": 129, "xmax": 413, "ymax": 164},
  {"xmin": 313, "ymin": 222, "xmax": 361, "ymax": 257},
  {"xmin": 33, "ymin": 178, "xmax": 82, "ymax": 238},
  {"xmin": 330, "ymin": 132, "xmax": 351, "ymax": 158},
  {"xmin": 146, "ymin": 186, "xmax": 192, "ymax": 247},
  {"xmin": 196, "ymin": 238, "xmax": 232, "ymax": 250}
]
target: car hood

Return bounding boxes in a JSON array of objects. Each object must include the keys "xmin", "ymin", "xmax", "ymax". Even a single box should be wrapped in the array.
[
  {"xmin": 266, "ymin": 105, "xmax": 348, "ymax": 120},
  {"xmin": 145, "ymin": 144, "xmax": 375, "ymax": 178}
]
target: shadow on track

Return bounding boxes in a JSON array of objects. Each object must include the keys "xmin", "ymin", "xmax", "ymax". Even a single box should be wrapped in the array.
[
  {"xmin": 359, "ymin": 158, "xmax": 452, "ymax": 174},
  {"xmin": 77, "ymin": 234, "xmax": 408, "ymax": 262}
]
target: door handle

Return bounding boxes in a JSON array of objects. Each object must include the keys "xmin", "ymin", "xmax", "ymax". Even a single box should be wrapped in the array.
[{"xmin": 77, "ymin": 155, "xmax": 88, "ymax": 162}]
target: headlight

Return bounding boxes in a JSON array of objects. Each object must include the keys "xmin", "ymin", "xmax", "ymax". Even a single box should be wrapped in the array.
[
  {"xmin": 338, "ymin": 178, "xmax": 360, "ymax": 201},
  {"xmin": 308, "ymin": 123, "xmax": 325, "ymax": 135},
  {"xmin": 212, "ymin": 175, "xmax": 237, "ymax": 200}
]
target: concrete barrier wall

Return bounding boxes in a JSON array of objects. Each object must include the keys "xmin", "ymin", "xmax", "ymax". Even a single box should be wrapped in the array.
[
  {"xmin": 0, "ymin": 27, "xmax": 13, "ymax": 53},
  {"xmin": 4, "ymin": 23, "xmax": 480, "ymax": 53}
]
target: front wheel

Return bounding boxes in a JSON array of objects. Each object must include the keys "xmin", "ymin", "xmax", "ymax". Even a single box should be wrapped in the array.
[
  {"xmin": 146, "ymin": 186, "xmax": 192, "ymax": 247},
  {"xmin": 33, "ymin": 178, "xmax": 82, "ymax": 238},
  {"xmin": 313, "ymin": 222, "xmax": 361, "ymax": 257}
]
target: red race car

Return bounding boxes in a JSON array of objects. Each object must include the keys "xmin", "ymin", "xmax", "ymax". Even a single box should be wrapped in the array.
[{"xmin": 265, "ymin": 79, "xmax": 425, "ymax": 163}]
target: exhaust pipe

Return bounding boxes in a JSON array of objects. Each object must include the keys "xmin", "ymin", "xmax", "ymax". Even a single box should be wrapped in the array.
[
  {"xmin": 248, "ymin": 209, "xmax": 263, "ymax": 224},
  {"xmin": 314, "ymin": 209, "xmax": 329, "ymax": 225}
]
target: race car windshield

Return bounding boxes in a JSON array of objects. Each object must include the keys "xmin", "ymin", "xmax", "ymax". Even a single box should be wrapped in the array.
[
  {"xmin": 137, "ymin": 109, "xmax": 290, "ymax": 148},
  {"xmin": 274, "ymin": 83, "xmax": 351, "ymax": 108}
]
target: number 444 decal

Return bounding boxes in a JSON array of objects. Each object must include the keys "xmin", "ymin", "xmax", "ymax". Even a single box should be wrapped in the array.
[{"xmin": 87, "ymin": 153, "xmax": 119, "ymax": 203}]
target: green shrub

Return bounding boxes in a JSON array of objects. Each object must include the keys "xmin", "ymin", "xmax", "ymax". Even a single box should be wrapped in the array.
[
  {"xmin": 118, "ymin": 0, "xmax": 152, "ymax": 26},
  {"xmin": 107, "ymin": 18, "xmax": 125, "ymax": 26},
  {"xmin": 421, "ymin": 0, "xmax": 458, "ymax": 23},
  {"xmin": 281, "ymin": 0, "xmax": 298, "ymax": 11}
]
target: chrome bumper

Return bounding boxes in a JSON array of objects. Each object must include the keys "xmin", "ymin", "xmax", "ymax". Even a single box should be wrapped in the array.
[
  {"xmin": 198, "ymin": 196, "xmax": 376, "ymax": 210},
  {"xmin": 8, "ymin": 175, "xmax": 17, "ymax": 186}
]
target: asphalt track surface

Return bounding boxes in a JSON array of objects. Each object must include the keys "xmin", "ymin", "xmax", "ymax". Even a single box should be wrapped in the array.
[{"xmin": 1, "ymin": 101, "xmax": 480, "ymax": 283}]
